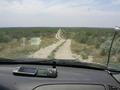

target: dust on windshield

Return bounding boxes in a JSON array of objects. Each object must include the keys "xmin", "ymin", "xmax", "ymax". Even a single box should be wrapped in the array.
[{"xmin": 0, "ymin": 27, "xmax": 120, "ymax": 66}]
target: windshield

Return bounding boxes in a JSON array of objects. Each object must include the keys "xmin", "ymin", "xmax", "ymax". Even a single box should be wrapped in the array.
[{"xmin": 0, "ymin": 0, "xmax": 120, "ymax": 70}]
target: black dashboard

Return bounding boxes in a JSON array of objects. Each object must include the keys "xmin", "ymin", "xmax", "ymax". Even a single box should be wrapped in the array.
[{"xmin": 0, "ymin": 64, "xmax": 120, "ymax": 90}]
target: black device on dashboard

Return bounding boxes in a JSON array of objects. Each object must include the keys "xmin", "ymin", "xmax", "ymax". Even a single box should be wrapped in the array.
[
  {"xmin": 13, "ymin": 66, "xmax": 57, "ymax": 78},
  {"xmin": 13, "ymin": 66, "xmax": 37, "ymax": 76}
]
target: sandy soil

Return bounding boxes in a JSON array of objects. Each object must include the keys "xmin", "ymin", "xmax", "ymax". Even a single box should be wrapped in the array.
[
  {"xmin": 29, "ymin": 39, "xmax": 65, "ymax": 58},
  {"xmin": 54, "ymin": 39, "xmax": 75, "ymax": 59},
  {"xmin": 29, "ymin": 29, "xmax": 65, "ymax": 59},
  {"xmin": 29, "ymin": 29, "xmax": 93, "ymax": 62}
]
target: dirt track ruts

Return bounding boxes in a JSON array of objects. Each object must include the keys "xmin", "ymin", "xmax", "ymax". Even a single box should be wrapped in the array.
[{"xmin": 55, "ymin": 39, "xmax": 75, "ymax": 59}]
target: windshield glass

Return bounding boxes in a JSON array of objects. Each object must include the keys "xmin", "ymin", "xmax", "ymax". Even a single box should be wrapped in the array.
[
  {"xmin": 0, "ymin": 0, "xmax": 120, "ymax": 70},
  {"xmin": 108, "ymin": 31, "xmax": 120, "ymax": 70},
  {"xmin": 0, "ymin": 28, "xmax": 115, "ymax": 64}
]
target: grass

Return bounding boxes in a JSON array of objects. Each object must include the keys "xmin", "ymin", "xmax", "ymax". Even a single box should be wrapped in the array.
[
  {"xmin": 0, "ymin": 27, "xmax": 119, "ymax": 66},
  {"xmin": 0, "ymin": 27, "xmax": 59, "ymax": 58},
  {"xmin": 0, "ymin": 36, "xmax": 57, "ymax": 58},
  {"xmin": 71, "ymin": 40, "xmax": 107, "ymax": 64},
  {"xmin": 40, "ymin": 36, "xmax": 57, "ymax": 48},
  {"xmin": 71, "ymin": 40, "xmax": 95, "ymax": 55},
  {"xmin": 0, "ymin": 42, "xmax": 39, "ymax": 58}
]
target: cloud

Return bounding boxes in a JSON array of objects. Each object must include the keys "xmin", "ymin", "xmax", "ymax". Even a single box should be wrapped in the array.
[
  {"xmin": 0, "ymin": 0, "xmax": 120, "ymax": 27},
  {"xmin": 0, "ymin": 0, "xmax": 119, "ymax": 14},
  {"xmin": 0, "ymin": 0, "xmax": 47, "ymax": 14},
  {"xmin": 111, "ymin": 0, "xmax": 120, "ymax": 5}
]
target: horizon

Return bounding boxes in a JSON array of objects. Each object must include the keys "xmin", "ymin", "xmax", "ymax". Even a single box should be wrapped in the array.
[{"xmin": 0, "ymin": 26, "xmax": 113, "ymax": 29}]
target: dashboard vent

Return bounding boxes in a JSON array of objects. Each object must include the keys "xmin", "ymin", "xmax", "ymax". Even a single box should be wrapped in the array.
[{"xmin": 109, "ymin": 86, "xmax": 120, "ymax": 90}]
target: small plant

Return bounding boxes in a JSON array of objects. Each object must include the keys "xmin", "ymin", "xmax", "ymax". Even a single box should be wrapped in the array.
[{"xmin": 81, "ymin": 52, "xmax": 88, "ymax": 59}]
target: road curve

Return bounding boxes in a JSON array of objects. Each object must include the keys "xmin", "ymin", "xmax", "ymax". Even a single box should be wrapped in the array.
[
  {"xmin": 55, "ymin": 28, "xmax": 62, "ymax": 40},
  {"xmin": 29, "ymin": 39, "xmax": 65, "ymax": 58},
  {"xmin": 29, "ymin": 29, "xmax": 65, "ymax": 59}
]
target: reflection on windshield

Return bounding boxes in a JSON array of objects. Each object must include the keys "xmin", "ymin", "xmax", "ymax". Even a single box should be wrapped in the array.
[{"xmin": 0, "ymin": 27, "xmax": 119, "ymax": 66}]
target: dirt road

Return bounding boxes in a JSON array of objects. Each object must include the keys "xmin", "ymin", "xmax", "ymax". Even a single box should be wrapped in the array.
[
  {"xmin": 29, "ymin": 29, "xmax": 77, "ymax": 60},
  {"xmin": 29, "ymin": 29, "xmax": 65, "ymax": 58},
  {"xmin": 30, "ymin": 39, "xmax": 65, "ymax": 58},
  {"xmin": 54, "ymin": 39, "xmax": 75, "ymax": 59},
  {"xmin": 55, "ymin": 28, "xmax": 63, "ymax": 40}
]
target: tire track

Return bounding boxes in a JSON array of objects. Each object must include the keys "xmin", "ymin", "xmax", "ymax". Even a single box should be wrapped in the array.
[
  {"xmin": 29, "ymin": 39, "xmax": 65, "ymax": 58},
  {"xmin": 29, "ymin": 29, "xmax": 65, "ymax": 59},
  {"xmin": 55, "ymin": 39, "xmax": 75, "ymax": 59}
]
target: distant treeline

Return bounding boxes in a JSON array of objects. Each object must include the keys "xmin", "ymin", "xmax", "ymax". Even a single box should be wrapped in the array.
[
  {"xmin": 0, "ymin": 27, "xmax": 115, "ymax": 45},
  {"xmin": 0, "ymin": 27, "xmax": 59, "ymax": 42},
  {"xmin": 0, "ymin": 27, "xmax": 120, "ymax": 58},
  {"xmin": 62, "ymin": 27, "xmax": 114, "ymax": 47},
  {"xmin": 0, "ymin": 27, "xmax": 118, "ymax": 49},
  {"xmin": 64, "ymin": 28, "xmax": 120, "ymax": 57}
]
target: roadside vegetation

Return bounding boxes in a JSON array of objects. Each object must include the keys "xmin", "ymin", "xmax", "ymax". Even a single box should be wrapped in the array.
[
  {"xmin": 62, "ymin": 27, "xmax": 120, "ymax": 64},
  {"xmin": 0, "ymin": 27, "xmax": 120, "ymax": 65},
  {"xmin": 40, "ymin": 37, "xmax": 57, "ymax": 48},
  {"xmin": 0, "ymin": 27, "xmax": 58, "ymax": 58}
]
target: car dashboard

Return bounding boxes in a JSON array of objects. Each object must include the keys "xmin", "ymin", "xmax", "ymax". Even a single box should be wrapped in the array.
[{"xmin": 0, "ymin": 64, "xmax": 120, "ymax": 90}]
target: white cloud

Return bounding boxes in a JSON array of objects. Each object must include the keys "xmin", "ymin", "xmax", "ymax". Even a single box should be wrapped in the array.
[
  {"xmin": 0, "ymin": 0, "xmax": 119, "ymax": 15},
  {"xmin": 0, "ymin": 0, "xmax": 120, "ymax": 27},
  {"xmin": 111, "ymin": 0, "xmax": 120, "ymax": 5},
  {"xmin": 0, "ymin": 0, "xmax": 48, "ymax": 14}
]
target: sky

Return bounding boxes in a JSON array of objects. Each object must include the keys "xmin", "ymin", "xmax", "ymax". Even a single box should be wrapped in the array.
[{"xmin": 0, "ymin": 0, "xmax": 120, "ymax": 28}]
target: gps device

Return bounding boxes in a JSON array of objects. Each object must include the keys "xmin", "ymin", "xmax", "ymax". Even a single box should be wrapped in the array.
[
  {"xmin": 13, "ymin": 66, "xmax": 57, "ymax": 78},
  {"xmin": 13, "ymin": 66, "xmax": 37, "ymax": 76}
]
